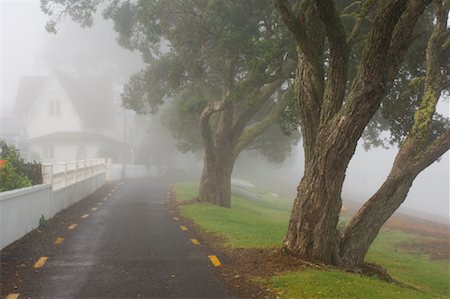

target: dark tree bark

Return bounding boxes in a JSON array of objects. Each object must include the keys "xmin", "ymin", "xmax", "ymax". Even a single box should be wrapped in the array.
[
  {"xmin": 275, "ymin": 0, "xmax": 448, "ymax": 268},
  {"xmin": 199, "ymin": 144, "xmax": 235, "ymax": 208},
  {"xmin": 198, "ymin": 102, "xmax": 236, "ymax": 208}
]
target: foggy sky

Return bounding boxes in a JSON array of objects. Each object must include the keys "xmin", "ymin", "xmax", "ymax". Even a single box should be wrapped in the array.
[{"xmin": 1, "ymin": 0, "xmax": 449, "ymax": 221}]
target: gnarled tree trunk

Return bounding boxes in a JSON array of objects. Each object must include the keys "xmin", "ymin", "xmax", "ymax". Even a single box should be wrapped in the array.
[
  {"xmin": 198, "ymin": 146, "xmax": 235, "ymax": 208},
  {"xmin": 275, "ymin": 0, "xmax": 448, "ymax": 269}
]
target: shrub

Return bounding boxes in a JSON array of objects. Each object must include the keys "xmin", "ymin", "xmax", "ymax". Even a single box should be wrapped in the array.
[
  {"xmin": 0, "ymin": 160, "xmax": 32, "ymax": 191},
  {"xmin": 0, "ymin": 140, "xmax": 42, "ymax": 191}
]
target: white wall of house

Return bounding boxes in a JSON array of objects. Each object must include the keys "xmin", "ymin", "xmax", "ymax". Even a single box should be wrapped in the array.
[
  {"xmin": 28, "ymin": 143, "xmax": 101, "ymax": 164},
  {"xmin": 24, "ymin": 75, "xmax": 82, "ymax": 139}
]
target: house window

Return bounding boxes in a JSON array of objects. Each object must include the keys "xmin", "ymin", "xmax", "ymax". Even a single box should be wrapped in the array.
[
  {"xmin": 43, "ymin": 145, "xmax": 54, "ymax": 159},
  {"xmin": 49, "ymin": 99, "xmax": 61, "ymax": 117}
]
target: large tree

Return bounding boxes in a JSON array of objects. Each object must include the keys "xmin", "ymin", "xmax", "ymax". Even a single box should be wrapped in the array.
[
  {"xmin": 273, "ymin": 0, "xmax": 449, "ymax": 268},
  {"xmin": 41, "ymin": 0, "xmax": 298, "ymax": 208}
]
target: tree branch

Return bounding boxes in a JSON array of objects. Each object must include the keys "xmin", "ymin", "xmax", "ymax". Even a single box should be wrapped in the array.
[
  {"xmin": 312, "ymin": 0, "xmax": 416, "ymax": 164},
  {"xmin": 346, "ymin": 0, "xmax": 376, "ymax": 45},
  {"xmin": 199, "ymin": 100, "xmax": 230, "ymax": 151},
  {"xmin": 412, "ymin": 128, "xmax": 450, "ymax": 172},
  {"xmin": 386, "ymin": 0, "xmax": 434, "ymax": 82},
  {"xmin": 231, "ymin": 79, "xmax": 285, "ymax": 143},
  {"xmin": 407, "ymin": 0, "xmax": 448, "ymax": 144},
  {"xmin": 272, "ymin": 0, "xmax": 322, "ymax": 74},
  {"xmin": 234, "ymin": 90, "xmax": 291, "ymax": 158},
  {"xmin": 334, "ymin": 0, "xmax": 412, "ymax": 134},
  {"xmin": 315, "ymin": 0, "xmax": 349, "ymax": 124},
  {"xmin": 231, "ymin": 60, "xmax": 295, "ymax": 143}
]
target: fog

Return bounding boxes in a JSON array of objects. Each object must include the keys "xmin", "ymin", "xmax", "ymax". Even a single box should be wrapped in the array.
[{"xmin": 1, "ymin": 0, "xmax": 448, "ymax": 222}]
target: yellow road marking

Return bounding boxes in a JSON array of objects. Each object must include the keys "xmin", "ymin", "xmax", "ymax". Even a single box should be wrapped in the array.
[
  {"xmin": 173, "ymin": 217, "xmax": 180, "ymax": 221},
  {"xmin": 98, "ymin": 203, "xmax": 103, "ymax": 206},
  {"xmin": 68, "ymin": 224, "xmax": 78, "ymax": 230},
  {"xmin": 81, "ymin": 214, "xmax": 89, "ymax": 219},
  {"xmin": 91, "ymin": 207, "xmax": 98, "ymax": 211},
  {"xmin": 191, "ymin": 239, "xmax": 200, "ymax": 245},
  {"xmin": 208, "ymin": 255, "xmax": 221, "ymax": 267},
  {"xmin": 180, "ymin": 226, "xmax": 188, "ymax": 231},
  {"xmin": 108, "ymin": 193, "xmax": 112, "ymax": 196},
  {"xmin": 33, "ymin": 256, "xmax": 48, "ymax": 268},
  {"xmin": 5, "ymin": 294, "xmax": 20, "ymax": 299},
  {"xmin": 54, "ymin": 237, "xmax": 65, "ymax": 245},
  {"xmin": 103, "ymin": 197, "xmax": 108, "ymax": 200}
]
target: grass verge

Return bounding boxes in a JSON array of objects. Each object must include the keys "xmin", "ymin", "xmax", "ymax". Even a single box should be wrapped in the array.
[{"xmin": 175, "ymin": 181, "xmax": 449, "ymax": 298}]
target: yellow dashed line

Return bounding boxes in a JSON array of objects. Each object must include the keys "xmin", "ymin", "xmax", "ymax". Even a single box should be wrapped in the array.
[
  {"xmin": 33, "ymin": 256, "xmax": 48, "ymax": 268},
  {"xmin": 54, "ymin": 237, "xmax": 65, "ymax": 245},
  {"xmin": 68, "ymin": 224, "xmax": 78, "ymax": 230},
  {"xmin": 5, "ymin": 293, "xmax": 20, "ymax": 299},
  {"xmin": 191, "ymin": 239, "xmax": 200, "ymax": 245},
  {"xmin": 173, "ymin": 217, "xmax": 180, "ymax": 221},
  {"xmin": 108, "ymin": 193, "xmax": 112, "ymax": 196},
  {"xmin": 180, "ymin": 226, "xmax": 188, "ymax": 231},
  {"xmin": 208, "ymin": 255, "xmax": 221, "ymax": 267},
  {"xmin": 103, "ymin": 197, "xmax": 108, "ymax": 200},
  {"xmin": 81, "ymin": 214, "xmax": 89, "ymax": 219},
  {"xmin": 98, "ymin": 203, "xmax": 103, "ymax": 206},
  {"xmin": 91, "ymin": 207, "xmax": 98, "ymax": 211}
]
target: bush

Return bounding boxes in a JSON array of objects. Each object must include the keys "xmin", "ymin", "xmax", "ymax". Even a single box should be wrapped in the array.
[
  {"xmin": 0, "ymin": 160, "xmax": 32, "ymax": 191},
  {"xmin": 0, "ymin": 140, "xmax": 42, "ymax": 192}
]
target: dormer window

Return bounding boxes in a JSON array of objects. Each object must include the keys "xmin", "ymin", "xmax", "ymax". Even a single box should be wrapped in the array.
[{"xmin": 49, "ymin": 99, "xmax": 61, "ymax": 117}]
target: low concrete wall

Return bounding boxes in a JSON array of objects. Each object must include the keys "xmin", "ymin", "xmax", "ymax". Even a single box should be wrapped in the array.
[
  {"xmin": 0, "ymin": 173, "xmax": 105, "ymax": 250},
  {"xmin": 0, "ymin": 184, "xmax": 52, "ymax": 250},
  {"xmin": 51, "ymin": 173, "xmax": 105, "ymax": 216}
]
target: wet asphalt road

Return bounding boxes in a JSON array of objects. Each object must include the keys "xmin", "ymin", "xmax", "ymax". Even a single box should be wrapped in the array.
[{"xmin": 13, "ymin": 178, "xmax": 230, "ymax": 298}]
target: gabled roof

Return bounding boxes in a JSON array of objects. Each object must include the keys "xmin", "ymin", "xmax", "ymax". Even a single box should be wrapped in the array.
[
  {"xmin": 14, "ymin": 76, "xmax": 47, "ymax": 116},
  {"xmin": 14, "ymin": 73, "xmax": 115, "ymax": 130},
  {"xmin": 56, "ymin": 72, "xmax": 114, "ymax": 129}
]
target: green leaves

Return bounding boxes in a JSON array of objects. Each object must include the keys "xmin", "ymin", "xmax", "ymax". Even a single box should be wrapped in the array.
[{"xmin": 0, "ymin": 141, "xmax": 35, "ymax": 192}]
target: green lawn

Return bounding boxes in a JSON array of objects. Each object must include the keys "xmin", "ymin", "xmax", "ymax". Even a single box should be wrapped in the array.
[{"xmin": 175, "ymin": 181, "xmax": 450, "ymax": 298}]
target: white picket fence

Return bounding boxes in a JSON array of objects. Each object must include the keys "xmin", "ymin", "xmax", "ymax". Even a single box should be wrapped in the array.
[{"xmin": 42, "ymin": 158, "xmax": 107, "ymax": 191}]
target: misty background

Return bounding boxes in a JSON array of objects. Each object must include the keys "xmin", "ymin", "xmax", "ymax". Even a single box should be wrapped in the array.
[{"xmin": 1, "ymin": 0, "xmax": 448, "ymax": 222}]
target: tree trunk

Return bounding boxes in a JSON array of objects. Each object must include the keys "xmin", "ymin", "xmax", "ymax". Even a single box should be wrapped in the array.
[
  {"xmin": 284, "ymin": 166, "xmax": 343, "ymax": 264},
  {"xmin": 340, "ymin": 172, "xmax": 416, "ymax": 267},
  {"xmin": 340, "ymin": 131, "xmax": 450, "ymax": 267},
  {"xmin": 275, "ymin": 0, "xmax": 441, "ymax": 271},
  {"xmin": 283, "ymin": 122, "xmax": 360, "ymax": 264},
  {"xmin": 198, "ymin": 146, "xmax": 234, "ymax": 208}
]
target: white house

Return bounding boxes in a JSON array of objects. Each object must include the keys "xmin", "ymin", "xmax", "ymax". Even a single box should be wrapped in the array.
[{"xmin": 13, "ymin": 73, "xmax": 125, "ymax": 163}]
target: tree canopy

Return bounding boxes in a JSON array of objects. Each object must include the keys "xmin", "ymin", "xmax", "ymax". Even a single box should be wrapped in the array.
[{"xmin": 41, "ymin": 0, "xmax": 299, "ymax": 207}]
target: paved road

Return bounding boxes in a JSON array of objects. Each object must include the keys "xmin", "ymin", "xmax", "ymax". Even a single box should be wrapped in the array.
[{"xmin": 6, "ymin": 178, "xmax": 230, "ymax": 298}]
